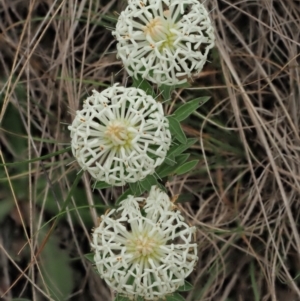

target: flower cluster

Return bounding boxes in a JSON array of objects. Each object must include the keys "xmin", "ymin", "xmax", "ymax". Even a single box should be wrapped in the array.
[
  {"xmin": 91, "ymin": 186, "xmax": 198, "ymax": 300},
  {"xmin": 69, "ymin": 84, "xmax": 171, "ymax": 186},
  {"xmin": 68, "ymin": 0, "xmax": 214, "ymax": 299},
  {"xmin": 113, "ymin": 0, "xmax": 215, "ymax": 86}
]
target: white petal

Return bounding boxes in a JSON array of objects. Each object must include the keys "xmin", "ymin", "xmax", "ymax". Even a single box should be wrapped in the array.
[
  {"xmin": 113, "ymin": 0, "xmax": 215, "ymax": 86},
  {"xmin": 69, "ymin": 84, "xmax": 171, "ymax": 186},
  {"xmin": 91, "ymin": 186, "xmax": 198, "ymax": 299}
]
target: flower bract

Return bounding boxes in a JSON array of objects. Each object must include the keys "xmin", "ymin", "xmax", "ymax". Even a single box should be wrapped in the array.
[
  {"xmin": 113, "ymin": 0, "xmax": 215, "ymax": 86},
  {"xmin": 68, "ymin": 84, "xmax": 171, "ymax": 186},
  {"xmin": 91, "ymin": 186, "xmax": 198, "ymax": 300}
]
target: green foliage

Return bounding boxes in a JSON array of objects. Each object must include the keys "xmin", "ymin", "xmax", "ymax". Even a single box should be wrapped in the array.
[
  {"xmin": 175, "ymin": 160, "xmax": 199, "ymax": 175},
  {"xmin": 163, "ymin": 153, "xmax": 176, "ymax": 166},
  {"xmin": 0, "ymin": 199, "xmax": 15, "ymax": 223},
  {"xmin": 132, "ymin": 75, "xmax": 155, "ymax": 97},
  {"xmin": 167, "ymin": 116, "xmax": 187, "ymax": 144},
  {"xmin": 0, "ymin": 87, "xmax": 29, "ymax": 221},
  {"xmin": 168, "ymin": 138, "xmax": 198, "ymax": 156},
  {"xmin": 176, "ymin": 192, "xmax": 194, "ymax": 203},
  {"xmin": 34, "ymin": 170, "xmax": 100, "ymax": 228},
  {"xmin": 0, "ymin": 83, "xmax": 27, "ymax": 157},
  {"xmin": 155, "ymin": 163, "xmax": 177, "ymax": 179},
  {"xmin": 116, "ymin": 188, "xmax": 133, "ymax": 204},
  {"xmin": 160, "ymin": 84, "xmax": 173, "ymax": 101},
  {"xmin": 165, "ymin": 293, "xmax": 185, "ymax": 301},
  {"xmin": 39, "ymin": 228, "xmax": 74, "ymax": 301},
  {"xmin": 85, "ymin": 253, "xmax": 95, "ymax": 264},
  {"xmin": 0, "ymin": 147, "xmax": 71, "ymax": 167},
  {"xmin": 129, "ymin": 182, "xmax": 146, "ymax": 196},
  {"xmin": 94, "ymin": 181, "xmax": 113, "ymax": 189},
  {"xmin": 159, "ymin": 82, "xmax": 190, "ymax": 101},
  {"xmin": 173, "ymin": 153, "xmax": 190, "ymax": 166},
  {"xmin": 156, "ymin": 157, "xmax": 198, "ymax": 179},
  {"xmin": 116, "ymin": 179, "xmax": 166, "ymax": 200},
  {"xmin": 250, "ymin": 261, "xmax": 260, "ymax": 301},
  {"xmin": 54, "ymin": 170, "xmax": 85, "ymax": 224},
  {"xmin": 140, "ymin": 174, "xmax": 158, "ymax": 191},
  {"xmin": 173, "ymin": 96, "xmax": 210, "ymax": 121},
  {"xmin": 177, "ymin": 280, "xmax": 193, "ymax": 292},
  {"xmin": 90, "ymin": 13, "xmax": 118, "ymax": 28},
  {"xmin": 155, "ymin": 139, "xmax": 197, "ymax": 179}
]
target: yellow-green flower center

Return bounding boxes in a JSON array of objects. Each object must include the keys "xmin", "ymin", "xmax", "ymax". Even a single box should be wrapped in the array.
[
  {"xmin": 126, "ymin": 230, "xmax": 163, "ymax": 262},
  {"xmin": 143, "ymin": 15, "xmax": 177, "ymax": 50},
  {"xmin": 104, "ymin": 120, "xmax": 134, "ymax": 148}
]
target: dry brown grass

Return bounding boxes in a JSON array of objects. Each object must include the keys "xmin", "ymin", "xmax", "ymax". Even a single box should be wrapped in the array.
[{"xmin": 0, "ymin": 0, "xmax": 300, "ymax": 300}]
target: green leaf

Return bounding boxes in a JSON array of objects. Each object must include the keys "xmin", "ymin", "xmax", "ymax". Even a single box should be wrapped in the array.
[
  {"xmin": 12, "ymin": 299, "xmax": 32, "ymax": 301},
  {"xmin": 250, "ymin": 261, "xmax": 260, "ymax": 301},
  {"xmin": 85, "ymin": 253, "xmax": 95, "ymax": 264},
  {"xmin": 0, "ymin": 147, "xmax": 71, "ymax": 167},
  {"xmin": 156, "ymin": 153, "xmax": 190, "ymax": 178},
  {"xmin": 129, "ymin": 182, "xmax": 146, "ymax": 196},
  {"xmin": 132, "ymin": 75, "xmax": 155, "ymax": 97},
  {"xmin": 175, "ymin": 160, "xmax": 199, "ymax": 175},
  {"xmin": 174, "ymin": 153, "xmax": 190, "ymax": 167},
  {"xmin": 174, "ymin": 82, "xmax": 190, "ymax": 89},
  {"xmin": 167, "ymin": 116, "xmax": 187, "ymax": 144},
  {"xmin": 156, "ymin": 154, "xmax": 188, "ymax": 178},
  {"xmin": 0, "ymin": 199, "xmax": 14, "ymax": 223},
  {"xmin": 1, "ymin": 84, "xmax": 27, "ymax": 157},
  {"xmin": 163, "ymin": 153, "xmax": 176, "ymax": 166},
  {"xmin": 97, "ymin": 14, "xmax": 118, "ymax": 23},
  {"xmin": 159, "ymin": 80, "xmax": 190, "ymax": 101},
  {"xmin": 156, "ymin": 155, "xmax": 189, "ymax": 178},
  {"xmin": 173, "ymin": 96, "xmax": 210, "ymax": 121},
  {"xmin": 35, "ymin": 172, "xmax": 99, "ymax": 228},
  {"xmin": 168, "ymin": 138, "xmax": 198, "ymax": 156},
  {"xmin": 165, "ymin": 293, "xmax": 185, "ymax": 301},
  {"xmin": 94, "ymin": 181, "xmax": 112, "ymax": 189},
  {"xmin": 140, "ymin": 174, "xmax": 158, "ymax": 192},
  {"xmin": 116, "ymin": 188, "xmax": 133, "ymax": 204},
  {"xmin": 160, "ymin": 84, "xmax": 173, "ymax": 101},
  {"xmin": 156, "ymin": 164, "xmax": 178, "ymax": 179},
  {"xmin": 39, "ymin": 230, "xmax": 74, "ymax": 301},
  {"xmin": 176, "ymin": 192, "xmax": 194, "ymax": 203},
  {"xmin": 177, "ymin": 280, "xmax": 193, "ymax": 291},
  {"xmin": 115, "ymin": 295, "xmax": 131, "ymax": 301},
  {"xmin": 56, "ymin": 170, "xmax": 84, "ymax": 225}
]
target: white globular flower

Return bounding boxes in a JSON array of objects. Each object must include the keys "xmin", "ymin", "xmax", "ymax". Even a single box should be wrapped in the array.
[
  {"xmin": 91, "ymin": 186, "xmax": 198, "ymax": 300},
  {"xmin": 68, "ymin": 84, "xmax": 171, "ymax": 186},
  {"xmin": 113, "ymin": 0, "xmax": 215, "ymax": 86}
]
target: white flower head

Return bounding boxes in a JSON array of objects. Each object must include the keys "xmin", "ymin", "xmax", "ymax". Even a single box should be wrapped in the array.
[
  {"xmin": 113, "ymin": 0, "xmax": 215, "ymax": 86},
  {"xmin": 68, "ymin": 84, "xmax": 171, "ymax": 186},
  {"xmin": 91, "ymin": 186, "xmax": 198, "ymax": 300}
]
